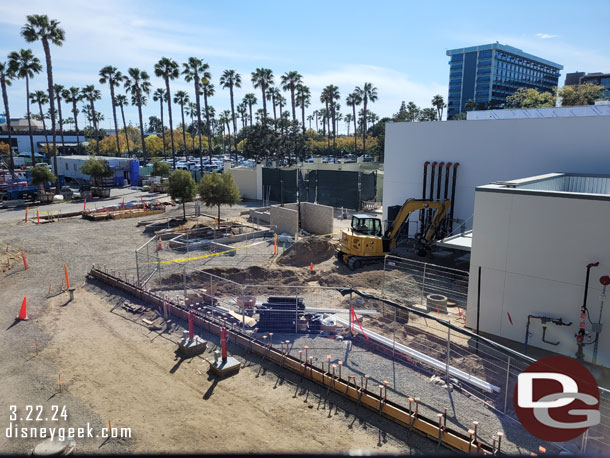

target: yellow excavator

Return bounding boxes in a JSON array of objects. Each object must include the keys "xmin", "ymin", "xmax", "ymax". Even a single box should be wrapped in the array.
[{"xmin": 336, "ymin": 199, "xmax": 451, "ymax": 270}]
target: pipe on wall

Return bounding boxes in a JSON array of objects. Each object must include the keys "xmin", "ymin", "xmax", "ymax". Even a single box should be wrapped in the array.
[
  {"xmin": 449, "ymin": 162, "xmax": 459, "ymax": 233},
  {"xmin": 420, "ymin": 161, "xmax": 430, "ymax": 234}
]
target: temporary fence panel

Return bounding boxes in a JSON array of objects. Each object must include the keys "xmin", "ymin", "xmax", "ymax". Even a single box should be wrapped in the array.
[
  {"xmin": 316, "ymin": 170, "xmax": 359, "ymax": 209},
  {"xmin": 262, "ymin": 168, "xmax": 298, "ymax": 203},
  {"xmin": 360, "ymin": 170, "xmax": 377, "ymax": 202}
]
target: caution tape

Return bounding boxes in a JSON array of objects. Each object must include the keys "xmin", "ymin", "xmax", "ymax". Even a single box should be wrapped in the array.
[{"xmin": 149, "ymin": 240, "xmax": 268, "ymax": 265}]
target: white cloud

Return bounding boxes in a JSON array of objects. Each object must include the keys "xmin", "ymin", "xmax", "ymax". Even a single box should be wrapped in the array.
[{"xmin": 536, "ymin": 33, "xmax": 559, "ymax": 39}]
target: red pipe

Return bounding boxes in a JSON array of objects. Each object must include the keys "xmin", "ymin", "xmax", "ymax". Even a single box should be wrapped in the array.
[
  {"xmin": 436, "ymin": 162, "xmax": 445, "ymax": 200},
  {"xmin": 188, "ymin": 311, "xmax": 194, "ymax": 340},
  {"xmin": 221, "ymin": 327, "xmax": 228, "ymax": 362}
]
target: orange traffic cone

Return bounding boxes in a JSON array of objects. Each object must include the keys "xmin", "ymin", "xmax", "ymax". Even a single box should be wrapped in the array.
[
  {"xmin": 17, "ymin": 297, "xmax": 28, "ymax": 321},
  {"xmin": 309, "ymin": 262, "xmax": 314, "ymax": 271},
  {"xmin": 157, "ymin": 240, "xmax": 162, "ymax": 250}
]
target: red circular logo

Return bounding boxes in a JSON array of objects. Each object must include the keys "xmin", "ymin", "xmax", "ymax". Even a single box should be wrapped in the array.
[{"xmin": 514, "ymin": 356, "xmax": 600, "ymax": 442}]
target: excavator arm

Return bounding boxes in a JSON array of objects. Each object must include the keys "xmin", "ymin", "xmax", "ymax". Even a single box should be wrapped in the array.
[{"xmin": 386, "ymin": 199, "xmax": 451, "ymax": 250}]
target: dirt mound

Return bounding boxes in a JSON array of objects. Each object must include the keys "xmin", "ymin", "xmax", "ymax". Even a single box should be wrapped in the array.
[{"xmin": 277, "ymin": 238, "xmax": 336, "ymax": 267}]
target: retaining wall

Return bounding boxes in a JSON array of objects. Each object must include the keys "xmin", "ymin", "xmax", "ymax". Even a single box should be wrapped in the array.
[{"xmin": 301, "ymin": 202, "xmax": 333, "ymax": 235}]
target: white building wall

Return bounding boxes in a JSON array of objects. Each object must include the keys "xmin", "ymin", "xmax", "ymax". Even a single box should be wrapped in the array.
[
  {"xmin": 466, "ymin": 188, "xmax": 610, "ymax": 366},
  {"xmin": 383, "ymin": 117, "xmax": 610, "ymax": 227}
]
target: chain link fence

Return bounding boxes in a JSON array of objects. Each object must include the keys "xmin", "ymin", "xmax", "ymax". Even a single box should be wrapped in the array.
[{"xmin": 133, "ymin": 239, "xmax": 608, "ymax": 455}]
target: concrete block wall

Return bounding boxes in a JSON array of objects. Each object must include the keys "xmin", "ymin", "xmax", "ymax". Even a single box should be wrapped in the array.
[
  {"xmin": 270, "ymin": 205, "xmax": 299, "ymax": 235},
  {"xmin": 301, "ymin": 202, "xmax": 333, "ymax": 235},
  {"xmin": 249, "ymin": 209, "xmax": 270, "ymax": 224}
]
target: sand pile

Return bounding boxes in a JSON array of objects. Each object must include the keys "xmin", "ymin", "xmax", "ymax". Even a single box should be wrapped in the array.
[{"xmin": 277, "ymin": 237, "xmax": 336, "ymax": 267}]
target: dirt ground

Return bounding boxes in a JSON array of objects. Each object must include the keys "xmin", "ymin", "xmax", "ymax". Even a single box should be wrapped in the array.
[
  {"xmin": 0, "ymin": 201, "xmax": 435, "ymax": 455},
  {"xmin": 37, "ymin": 288, "xmax": 427, "ymax": 454}
]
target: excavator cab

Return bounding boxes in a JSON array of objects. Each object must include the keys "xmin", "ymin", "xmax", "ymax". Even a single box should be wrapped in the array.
[{"xmin": 350, "ymin": 214, "xmax": 382, "ymax": 237}]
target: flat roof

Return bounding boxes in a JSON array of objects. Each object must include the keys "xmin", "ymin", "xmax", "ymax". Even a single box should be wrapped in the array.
[
  {"xmin": 437, "ymin": 231, "xmax": 472, "ymax": 252},
  {"xmin": 478, "ymin": 173, "xmax": 610, "ymax": 201},
  {"xmin": 446, "ymin": 42, "xmax": 563, "ymax": 70}
]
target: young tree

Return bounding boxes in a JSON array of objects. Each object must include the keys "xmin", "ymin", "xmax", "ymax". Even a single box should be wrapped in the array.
[
  {"xmin": 152, "ymin": 160, "xmax": 170, "ymax": 177},
  {"xmin": 168, "ymin": 169, "xmax": 196, "ymax": 220},
  {"xmin": 198, "ymin": 171, "xmax": 241, "ymax": 227},
  {"xmin": 30, "ymin": 163, "xmax": 56, "ymax": 187},
  {"xmin": 80, "ymin": 157, "xmax": 114, "ymax": 187}
]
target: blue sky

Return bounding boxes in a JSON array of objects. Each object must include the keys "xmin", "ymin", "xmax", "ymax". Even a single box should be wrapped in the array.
[{"xmin": 1, "ymin": 0, "xmax": 609, "ymax": 131}]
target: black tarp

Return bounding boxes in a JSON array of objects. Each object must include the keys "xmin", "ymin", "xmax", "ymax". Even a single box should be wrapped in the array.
[{"xmin": 262, "ymin": 168, "xmax": 297, "ymax": 203}]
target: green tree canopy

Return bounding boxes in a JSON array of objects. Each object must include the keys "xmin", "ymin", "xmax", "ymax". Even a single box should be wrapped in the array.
[
  {"xmin": 197, "ymin": 172, "xmax": 241, "ymax": 227},
  {"xmin": 558, "ymin": 83, "xmax": 606, "ymax": 106},
  {"xmin": 30, "ymin": 163, "xmax": 56, "ymax": 187},
  {"xmin": 80, "ymin": 157, "xmax": 113, "ymax": 186},
  {"xmin": 152, "ymin": 160, "xmax": 170, "ymax": 177},
  {"xmin": 168, "ymin": 169, "xmax": 196, "ymax": 220},
  {"xmin": 506, "ymin": 88, "xmax": 555, "ymax": 108}
]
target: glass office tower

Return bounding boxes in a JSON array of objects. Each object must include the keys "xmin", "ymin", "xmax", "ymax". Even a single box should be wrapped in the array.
[{"xmin": 446, "ymin": 43, "xmax": 563, "ymax": 119}]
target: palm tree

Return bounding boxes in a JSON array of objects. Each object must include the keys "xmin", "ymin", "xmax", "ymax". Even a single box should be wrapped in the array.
[
  {"xmin": 8, "ymin": 49, "xmax": 42, "ymax": 164},
  {"xmin": 53, "ymin": 84, "xmax": 66, "ymax": 155},
  {"xmin": 344, "ymin": 113, "xmax": 353, "ymax": 136},
  {"xmin": 354, "ymin": 83, "xmax": 377, "ymax": 155},
  {"xmin": 251, "ymin": 68, "xmax": 274, "ymax": 125},
  {"xmin": 219, "ymin": 69, "xmax": 241, "ymax": 159},
  {"xmin": 243, "ymin": 93, "xmax": 257, "ymax": 128},
  {"xmin": 99, "ymin": 65, "xmax": 123, "ymax": 155},
  {"xmin": 152, "ymin": 88, "xmax": 167, "ymax": 157},
  {"xmin": 280, "ymin": 71, "xmax": 302, "ymax": 121},
  {"xmin": 182, "ymin": 57, "xmax": 210, "ymax": 169},
  {"xmin": 62, "ymin": 87, "xmax": 81, "ymax": 148},
  {"xmin": 266, "ymin": 87, "xmax": 280, "ymax": 127},
  {"xmin": 81, "ymin": 85, "xmax": 102, "ymax": 155},
  {"xmin": 312, "ymin": 110, "xmax": 319, "ymax": 131},
  {"xmin": 295, "ymin": 84, "xmax": 311, "ymax": 134},
  {"xmin": 322, "ymin": 85, "xmax": 340, "ymax": 149},
  {"xmin": 201, "ymin": 79, "xmax": 215, "ymax": 161},
  {"xmin": 346, "ymin": 91, "xmax": 362, "ymax": 153},
  {"xmin": 173, "ymin": 90, "xmax": 190, "ymax": 155},
  {"xmin": 154, "ymin": 57, "xmax": 179, "ymax": 168},
  {"xmin": 431, "ymin": 94, "xmax": 446, "ymax": 121},
  {"xmin": 123, "ymin": 67, "xmax": 151, "ymax": 162},
  {"xmin": 237, "ymin": 102, "xmax": 248, "ymax": 130},
  {"xmin": 306, "ymin": 114, "xmax": 313, "ymax": 130},
  {"xmin": 21, "ymin": 14, "xmax": 65, "ymax": 187},
  {"xmin": 277, "ymin": 94, "xmax": 287, "ymax": 137},
  {"xmin": 30, "ymin": 90, "xmax": 50, "ymax": 151},
  {"xmin": 220, "ymin": 109, "xmax": 232, "ymax": 154},
  {"xmin": 0, "ymin": 62, "xmax": 15, "ymax": 176},
  {"xmin": 115, "ymin": 94, "xmax": 130, "ymax": 156},
  {"xmin": 320, "ymin": 88, "xmax": 331, "ymax": 150}
]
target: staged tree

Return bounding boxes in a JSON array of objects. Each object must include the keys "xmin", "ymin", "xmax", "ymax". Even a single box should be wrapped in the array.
[
  {"xmin": 80, "ymin": 157, "xmax": 113, "ymax": 187},
  {"xmin": 152, "ymin": 160, "xmax": 170, "ymax": 177},
  {"xmin": 198, "ymin": 172, "xmax": 241, "ymax": 228},
  {"xmin": 168, "ymin": 169, "xmax": 196, "ymax": 220},
  {"xmin": 30, "ymin": 164, "xmax": 56, "ymax": 187}
]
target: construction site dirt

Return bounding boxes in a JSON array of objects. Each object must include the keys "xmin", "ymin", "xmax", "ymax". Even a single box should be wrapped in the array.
[{"xmin": 0, "ymin": 200, "xmax": 589, "ymax": 454}]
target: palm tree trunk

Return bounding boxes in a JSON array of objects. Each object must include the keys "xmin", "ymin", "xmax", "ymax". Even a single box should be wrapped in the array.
[
  {"xmin": 248, "ymin": 103, "xmax": 253, "ymax": 128},
  {"xmin": 229, "ymin": 84, "xmax": 237, "ymax": 163},
  {"xmin": 352, "ymin": 104, "xmax": 357, "ymax": 153},
  {"xmin": 72, "ymin": 101, "xmax": 80, "ymax": 149},
  {"xmin": 25, "ymin": 76, "xmax": 36, "ymax": 165},
  {"xmin": 203, "ymin": 90, "xmax": 212, "ymax": 161},
  {"xmin": 271, "ymin": 95, "xmax": 277, "ymax": 128},
  {"xmin": 315, "ymin": 113, "xmax": 318, "ymax": 131},
  {"xmin": 109, "ymin": 83, "xmax": 121, "ymax": 156},
  {"xmin": 290, "ymin": 86, "xmax": 296, "ymax": 121},
  {"xmin": 331, "ymin": 105, "xmax": 336, "ymax": 151},
  {"xmin": 362, "ymin": 98, "xmax": 367, "ymax": 155},
  {"xmin": 37, "ymin": 102, "xmax": 49, "ymax": 155},
  {"xmin": 164, "ymin": 78, "xmax": 176, "ymax": 168},
  {"xmin": 137, "ymin": 96, "xmax": 147, "ymax": 163},
  {"xmin": 194, "ymin": 79, "xmax": 203, "ymax": 171},
  {"xmin": 301, "ymin": 104, "xmax": 306, "ymax": 134},
  {"xmin": 180, "ymin": 104, "xmax": 187, "ymax": 155},
  {"xmin": 159, "ymin": 99, "xmax": 166, "ymax": 158},
  {"xmin": 120, "ymin": 104, "xmax": 130, "ymax": 155},
  {"xmin": 91, "ymin": 101, "xmax": 100, "ymax": 156},
  {"xmin": 56, "ymin": 94, "xmax": 65, "ymax": 156},
  {"xmin": 325, "ymin": 101, "xmax": 330, "ymax": 150},
  {"xmin": 261, "ymin": 86, "xmax": 267, "ymax": 122},
  {"xmin": 0, "ymin": 75, "xmax": 15, "ymax": 177},
  {"xmin": 42, "ymin": 38, "xmax": 59, "ymax": 190}
]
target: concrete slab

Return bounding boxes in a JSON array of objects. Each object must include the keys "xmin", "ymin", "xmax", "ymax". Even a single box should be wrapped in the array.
[
  {"xmin": 177, "ymin": 335, "xmax": 207, "ymax": 357},
  {"xmin": 208, "ymin": 356, "xmax": 241, "ymax": 376}
]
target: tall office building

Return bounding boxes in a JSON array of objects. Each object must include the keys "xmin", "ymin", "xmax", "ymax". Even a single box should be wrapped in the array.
[{"xmin": 446, "ymin": 43, "xmax": 563, "ymax": 119}]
